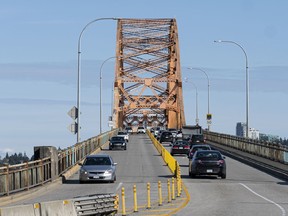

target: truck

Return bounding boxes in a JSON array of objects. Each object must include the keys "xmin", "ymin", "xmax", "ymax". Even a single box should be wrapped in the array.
[{"xmin": 181, "ymin": 125, "xmax": 203, "ymax": 140}]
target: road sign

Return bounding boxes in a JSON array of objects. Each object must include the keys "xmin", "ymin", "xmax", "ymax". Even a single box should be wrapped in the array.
[
  {"xmin": 68, "ymin": 106, "xmax": 78, "ymax": 120},
  {"xmin": 206, "ymin": 113, "xmax": 212, "ymax": 120},
  {"xmin": 68, "ymin": 122, "xmax": 78, "ymax": 134}
]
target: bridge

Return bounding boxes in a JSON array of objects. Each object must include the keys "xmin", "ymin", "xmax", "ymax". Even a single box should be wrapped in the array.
[{"xmin": 0, "ymin": 18, "xmax": 287, "ymax": 216}]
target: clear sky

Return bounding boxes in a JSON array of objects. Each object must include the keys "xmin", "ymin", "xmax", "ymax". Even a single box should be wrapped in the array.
[{"xmin": 0, "ymin": 0, "xmax": 287, "ymax": 158}]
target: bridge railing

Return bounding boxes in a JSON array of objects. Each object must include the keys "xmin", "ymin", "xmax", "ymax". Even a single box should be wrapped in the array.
[
  {"xmin": 0, "ymin": 129, "xmax": 118, "ymax": 197},
  {"xmin": 204, "ymin": 131, "xmax": 288, "ymax": 164}
]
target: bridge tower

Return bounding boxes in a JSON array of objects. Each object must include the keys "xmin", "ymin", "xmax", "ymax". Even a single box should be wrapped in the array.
[{"xmin": 113, "ymin": 18, "xmax": 185, "ymax": 129}]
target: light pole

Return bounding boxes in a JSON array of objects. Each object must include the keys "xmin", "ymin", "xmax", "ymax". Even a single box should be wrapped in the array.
[
  {"xmin": 187, "ymin": 67, "xmax": 211, "ymax": 130},
  {"xmin": 184, "ymin": 78, "xmax": 199, "ymax": 125},
  {"xmin": 99, "ymin": 56, "xmax": 117, "ymax": 134},
  {"xmin": 76, "ymin": 17, "xmax": 118, "ymax": 143},
  {"xmin": 214, "ymin": 40, "xmax": 249, "ymax": 138}
]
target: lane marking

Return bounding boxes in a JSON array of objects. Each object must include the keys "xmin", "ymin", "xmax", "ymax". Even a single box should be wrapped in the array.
[
  {"xmin": 239, "ymin": 183, "xmax": 286, "ymax": 216},
  {"xmin": 115, "ymin": 182, "xmax": 123, "ymax": 192}
]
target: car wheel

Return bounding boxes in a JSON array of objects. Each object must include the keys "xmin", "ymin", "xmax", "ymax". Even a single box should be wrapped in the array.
[
  {"xmin": 79, "ymin": 180, "xmax": 84, "ymax": 184},
  {"xmin": 221, "ymin": 173, "xmax": 226, "ymax": 179},
  {"xmin": 109, "ymin": 147, "xmax": 112, "ymax": 150}
]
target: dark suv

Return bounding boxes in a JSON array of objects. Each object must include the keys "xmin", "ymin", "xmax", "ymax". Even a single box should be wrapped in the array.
[
  {"xmin": 188, "ymin": 134, "xmax": 205, "ymax": 147},
  {"xmin": 159, "ymin": 131, "xmax": 173, "ymax": 144}
]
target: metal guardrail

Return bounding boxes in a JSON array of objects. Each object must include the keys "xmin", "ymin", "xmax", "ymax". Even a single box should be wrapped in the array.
[
  {"xmin": 73, "ymin": 193, "xmax": 117, "ymax": 216},
  {"xmin": 204, "ymin": 131, "xmax": 288, "ymax": 164},
  {"xmin": 0, "ymin": 129, "xmax": 118, "ymax": 197}
]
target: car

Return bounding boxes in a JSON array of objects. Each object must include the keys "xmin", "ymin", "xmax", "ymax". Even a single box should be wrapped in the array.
[
  {"xmin": 125, "ymin": 126, "xmax": 133, "ymax": 133},
  {"xmin": 159, "ymin": 131, "xmax": 174, "ymax": 144},
  {"xmin": 168, "ymin": 128, "xmax": 178, "ymax": 138},
  {"xmin": 188, "ymin": 150, "xmax": 226, "ymax": 179},
  {"xmin": 117, "ymin": 131, "xmax": 129, "ymax": 142},
  {"xmin": 170, "ymin": 140, "xmax": 190, "ymax": 156},
  {"xmin": 188, "ymin": 144, "xmax": 211, "ymax": 159},
  {"xmin": 109, "ymin": 136, "xmax": 127, "ymax": 150},
  {"xmin": 79, "ymin": 154, "xmax": 117, "ymax": 183},
  {"xmin": 137, "ymin": 126, "xmax": 146, "ymax": 134},
  {"xmin": 153, "ymin": 127, "xmax": 161, "ymax": 137},
  {"xmin": 188, "ymin": 134, "xmax": 205, "ymax": 147}
]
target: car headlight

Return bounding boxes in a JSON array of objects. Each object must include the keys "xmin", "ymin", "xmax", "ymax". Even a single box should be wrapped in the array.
[
  {"xmin": 80, "ymin": 169, "xmax": 88, "ymax": 174},
  {"xmin": 104, "ymin": 170, "xmax": 113, "ymax": 175}
]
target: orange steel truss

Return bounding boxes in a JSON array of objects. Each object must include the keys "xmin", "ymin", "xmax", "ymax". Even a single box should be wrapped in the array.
[{"xmin": 113, "ymin": 18, "xmax": 185, "ymax": 129}]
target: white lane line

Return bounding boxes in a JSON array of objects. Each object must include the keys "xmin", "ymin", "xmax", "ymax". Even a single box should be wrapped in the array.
[
  {"xmin": 239, "ymin": 183, "xmax": 286, "ymax": 216},
  {"xmin": 116, "ymin": 182, "xmax": 123, "ymax": 192}
]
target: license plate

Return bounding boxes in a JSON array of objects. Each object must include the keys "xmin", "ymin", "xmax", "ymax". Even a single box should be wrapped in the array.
[
  {"xmin": 179, "ymin": 147, "xmax": 183, "ymax": 149},
  {"xmin": 206, "ymin": 169, "xmax": 213, "ymax": 173},
  {"xmin": 93, "ymin": 176, "xmax": 100, "ymax": 179}
]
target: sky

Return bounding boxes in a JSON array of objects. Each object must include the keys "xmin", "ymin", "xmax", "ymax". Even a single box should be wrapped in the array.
[{"xmin": 0, "ymin": 0, "xmax": 287, "ymax": 158}]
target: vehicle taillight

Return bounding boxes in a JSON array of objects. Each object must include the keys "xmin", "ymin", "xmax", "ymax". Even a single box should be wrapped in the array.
[
  {"xmin": 173, "ymin": 146, "xmax": 179, "ymax": 149},
  {"xmin": 217, "ymin": 160, "xmax": 224, "ymax": 165},
  {"xmin": 184, "ymin": 146, "xmax": 190, "ymax": 149}
]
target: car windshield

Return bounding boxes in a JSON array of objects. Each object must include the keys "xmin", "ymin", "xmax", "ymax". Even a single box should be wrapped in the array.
[
  {"xmin": 175, "ymin": 141, "xmax": 189, "ymax": 145},
  {"xmin": 196, "ymin": 151, "xmax": 222, "ymax": 160},
  {"xmin": 111, "ymin": 136, "xmax": 125, "ymax": 141},
  {"xmin": 118, "ymin": 132, "xmax": 127, "ymax": 135},
  {"xmin": 84, "ymin": 157, "xmax": 111, "ymax": 166}
]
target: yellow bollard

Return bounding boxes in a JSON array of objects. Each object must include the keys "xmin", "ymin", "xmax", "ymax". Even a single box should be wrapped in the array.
[
  {"xmin": 114, "ymin": 194, "xmax": 119, "ymax": 210},
  {"xmin": 167, "ymin": 179, "xmax": 171, "ymax": 203},
  {"xmin": 177, "ymin": 177, "xmax": 181, "ymax": 197},
  {"xmin": 147, "ymin": 182, "xmax": 151, "ymax": 209},
  {"xmin": 158, "ymin": 180, "xmax": 163, "ymax": 206},
  {"xmin": 133, "ymin": 185, "xmax": 138, "ymax": 212},
  {"xmin": 121, "ymin": 187, "xmax": 126, "ymax": 216},
  {"xmin": 172, "ymin": 177, "xmax": 175, "ymax": 200}
]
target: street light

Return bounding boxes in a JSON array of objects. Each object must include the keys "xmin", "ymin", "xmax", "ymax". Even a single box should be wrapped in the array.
[
  {"xmin": 76, "ymin": 17, "xmax": 118, "ymax": 143},
  {"xmin": 99, "ymin": 56, "xmax": 117, "ymax": 134},
  {"xmin": 187, "ymin": 67, "xmax": 211, "ymax": 130},
  {"xmin": 214, "ymin": 40, "xmax": 249, "ymax": 138},
  {"xmin": 184, "ymin": 78, "xmax": 199, "ymax": 125}
]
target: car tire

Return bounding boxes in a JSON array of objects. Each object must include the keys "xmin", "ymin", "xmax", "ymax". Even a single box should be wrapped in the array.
[
  {"xmin": 221, "ymin": 173, "xmax": 226, "ymax": 179},
  {"xmin": 79, "ymin": 180, "xmax": 84, "ymax": 184}
]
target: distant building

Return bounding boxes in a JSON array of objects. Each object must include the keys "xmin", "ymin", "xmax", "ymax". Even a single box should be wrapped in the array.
[
  {"xmin": 236, "ymin": 122, "xmax": 247, "ymax": 137},
  {"xmin": 259, "ymin": 133, "xmax": 280, "ymax": 142},
  {"xmin": 249, "ymin": 128, "xmax": 259, "ymax": 140},
  {"xmin": 236, "ymin": 122, "xmax": 259, "ymax": 139}
]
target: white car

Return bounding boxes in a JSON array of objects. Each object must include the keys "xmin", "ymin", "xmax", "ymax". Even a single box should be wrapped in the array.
[
  {"xmin": 117, "ymin": 131, "xmax": 129, "ymax": 142},
  {"xmin": 137, "ymin": 126, "xmax": 146, "ymax": 134}
]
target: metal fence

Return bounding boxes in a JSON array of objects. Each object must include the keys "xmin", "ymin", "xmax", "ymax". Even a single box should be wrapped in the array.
[
  {"xmin": 0, "ymin": 129, "xmax": 118, "ymax": 196},
  {"xmin": 204, "ymin": 131, "xmax": 288, "ymax": 164}
]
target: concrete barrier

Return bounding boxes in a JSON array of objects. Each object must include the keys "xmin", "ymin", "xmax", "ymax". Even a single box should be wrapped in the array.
[
  {"xmin": 39, "ymin": 200, "xmax": 77, "ymax": 216},
  {"xmin": 0, "ymin": 203, "xmax": 40, "ymax": 216}
]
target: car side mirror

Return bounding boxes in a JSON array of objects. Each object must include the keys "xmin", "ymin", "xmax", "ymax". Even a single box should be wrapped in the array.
[
  {"xmin": 223, "ymin": 156, "xmax": 226, "ymax": 159},
  {"xmin": 78, "ymin": 162, "xmax": 83, "ymax": 166},
  {"xmin": 113, "ymin": 162, "xmax": 117, "ymax": 166}
]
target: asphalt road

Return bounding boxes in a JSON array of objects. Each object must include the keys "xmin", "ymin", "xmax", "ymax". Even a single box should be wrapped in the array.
[
  {"xmin": 3, "ymin": 133, "xmax": 288, "ymax": 216},
  {"xmin": 164, "ymin": 142, "xmax": 288, "ymax": 216}
]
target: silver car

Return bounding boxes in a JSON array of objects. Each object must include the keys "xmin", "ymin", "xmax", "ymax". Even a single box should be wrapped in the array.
[{"xmin": 79, "ymin": 154, "xmax": 117, "ymax": 183}]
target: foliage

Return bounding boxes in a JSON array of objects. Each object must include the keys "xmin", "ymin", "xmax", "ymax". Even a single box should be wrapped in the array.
[{"xmin": 0, "ymin": 152, "xmax": 30, "ymax": 165}]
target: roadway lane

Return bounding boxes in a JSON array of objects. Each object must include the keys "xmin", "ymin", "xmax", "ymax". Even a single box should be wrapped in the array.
[
  {"xmin": 163, "ymin": 143, "xmax": 288, "ymax": 216},
  {"xmin": 5, "ymin": 133, "xmax": 173, "ymax": 209}
]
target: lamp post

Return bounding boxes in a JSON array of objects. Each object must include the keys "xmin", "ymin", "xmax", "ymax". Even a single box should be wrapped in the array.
[
  {"xmin": 184, "ymin": 78, "xmax": 199, "ymax": 125},
  {"xmin": 214, "ymin": 40, "xmax": 249, "ymax": 138},
  {"xmin": 76, "ymin": 17, "xmax": 118, "ymax": 143},
  {"xmin": 99, "ymin": 56, "xmax": 117, "ymax": 134},
  {"xmin": 187, "ymin": 67, "xmax": 211, "ymax": 130}
]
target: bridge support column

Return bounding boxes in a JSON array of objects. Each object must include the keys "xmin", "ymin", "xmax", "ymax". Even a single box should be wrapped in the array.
[{"xmin": 34, "ymin": 146, "xmax": 59, "ymax": 181}]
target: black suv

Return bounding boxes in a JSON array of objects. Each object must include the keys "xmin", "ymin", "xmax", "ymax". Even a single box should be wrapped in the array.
[
  {"xmin": 109, "ymin": 136, "xmax": 127, "ymax": 150},
  {"xmin": 188, "ymin": 134, "xmax": 205, "ymax": 147},
  {"xmin": 159, "ymin": 131, "xmax": 173, "ymax": 144}
]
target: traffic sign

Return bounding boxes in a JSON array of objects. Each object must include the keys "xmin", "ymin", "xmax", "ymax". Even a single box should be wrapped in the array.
[
  {"xmin": 68, "ymin": 106, "xmax": 78, "ymax": 120},
  {"xmin": 68, "ymin": 122, "xmax": 78, "ymax": 134}
]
